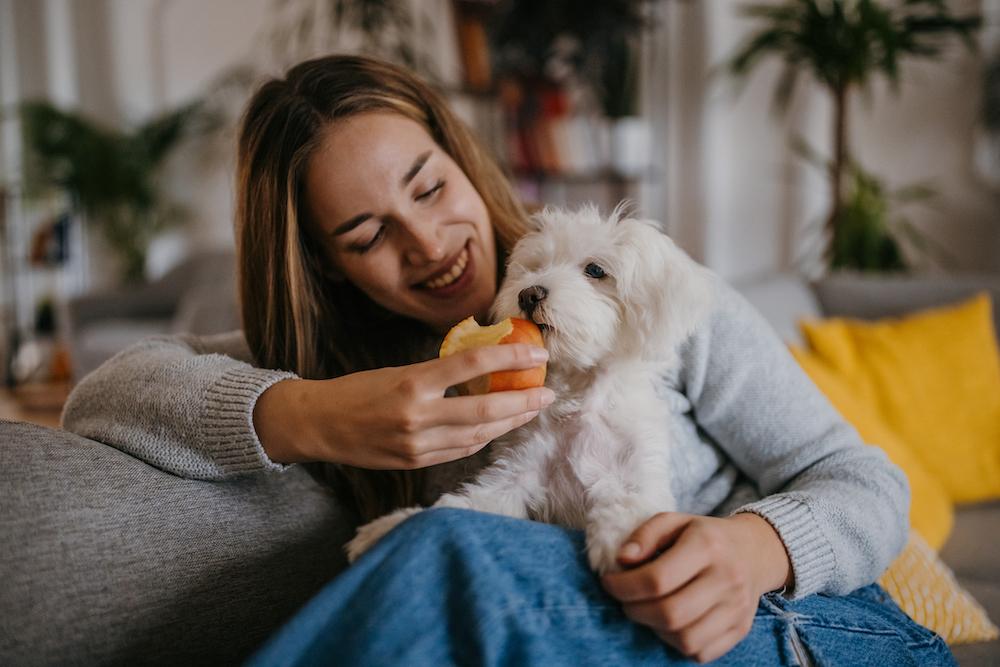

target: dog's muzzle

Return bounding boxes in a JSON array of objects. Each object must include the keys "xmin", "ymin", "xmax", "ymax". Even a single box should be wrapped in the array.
[{"xmin": 518, "ymin": 285, "xmax": 548, "ymax": 318}]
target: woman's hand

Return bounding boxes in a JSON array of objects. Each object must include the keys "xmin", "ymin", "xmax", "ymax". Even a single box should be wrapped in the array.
[
  {"xmin": 600, "ymin": 512, "xmax": 793, "ymax": 664},
  {"xmin": 254, "ymin": 343, "xmax": 553, "ymax": 469}
]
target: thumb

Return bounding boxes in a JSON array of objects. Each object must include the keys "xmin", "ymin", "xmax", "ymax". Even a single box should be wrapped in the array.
[{"xmin": 617, "ymin": 512, "xmax": 693, "ymax": 566}]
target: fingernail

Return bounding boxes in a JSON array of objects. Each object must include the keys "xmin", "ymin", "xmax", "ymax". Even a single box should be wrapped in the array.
[
  {"xmin": 620, "ymin": 542, "xmax": 641, "ymax": 559},
  {"xmin": 530, "ymin": 346, "xmax": 549, "ymax": 363},
  {"xmin": 541, "ymin": 389, "xmax": 556, "ymax": 405}
]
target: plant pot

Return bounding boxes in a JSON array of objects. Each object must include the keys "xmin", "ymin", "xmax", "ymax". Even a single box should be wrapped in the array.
[{"xmin": 610, "ymin": 116, "xmax": 651, "ymax": 177}]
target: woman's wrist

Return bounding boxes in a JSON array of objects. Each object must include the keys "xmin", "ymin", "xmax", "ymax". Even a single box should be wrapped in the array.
[
  {"xmin": 727, "ymin": 512, "xmax": 794, "ymax": 596},
  {"xmin": 253, "ymin": 378, "xmax": 320, "ymax": 464}
]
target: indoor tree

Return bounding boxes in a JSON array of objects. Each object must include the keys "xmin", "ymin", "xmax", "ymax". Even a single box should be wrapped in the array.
[
  {"xmin": 20, "ymin": 99, "xmax": 215, "ymax": 283},
  {"xmin": 728, "ymin": 0, "xmax": 980, "ymax": 271}
]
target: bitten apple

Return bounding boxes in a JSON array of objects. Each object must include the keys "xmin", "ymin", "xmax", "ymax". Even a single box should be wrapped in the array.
[{"xmin": 440, "ymin": 316, "xmax": 547, "ymax": 395}]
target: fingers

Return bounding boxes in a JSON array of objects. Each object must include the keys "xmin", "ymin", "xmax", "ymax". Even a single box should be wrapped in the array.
[
  {"xmin": 426, "ymin": 344, "xmax": 548, "ymax": 390},
  {"xmin": 620, "ymin": 570, "xmax": 729, "ymax": 633},
  {"xmin": 687, "ymin": 624, "xmax": 750, "ymax": 664},
  {"xmin": 416, "ymin": 408, "xmax": 543, "ymax": 460},
  {"xmin": 430, "ymin": 388, "xmax": 555, "ymax": 426},
  {"xmin": 658, "ymin": 606, "xmax": 747, "ymax": 664},
  {"xmin": 616, "ymin": 512, "xmax": 690, "ymax": 566},
  {"xmin": 602, "ymin": 516, "xmax": 706, "ymax": 603}
]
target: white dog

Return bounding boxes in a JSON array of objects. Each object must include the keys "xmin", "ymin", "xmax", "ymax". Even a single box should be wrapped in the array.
[{"xmin": 345, "ymin": 203, "xmax": 714, "ymax": 574}]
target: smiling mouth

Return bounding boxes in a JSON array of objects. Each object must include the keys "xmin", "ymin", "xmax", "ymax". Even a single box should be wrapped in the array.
[{"xmin": 415, "ymin": 242, "xmax": 469, "ymax": 290}]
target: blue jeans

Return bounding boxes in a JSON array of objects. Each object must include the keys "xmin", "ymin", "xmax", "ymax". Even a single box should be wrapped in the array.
[{"xmin": 247, "ymin": 508, "xmax": 955, "ymax": 666}]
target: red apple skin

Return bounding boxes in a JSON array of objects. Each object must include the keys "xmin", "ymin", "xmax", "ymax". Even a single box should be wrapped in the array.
[{"xmin": 481, "ymin": 318, "xmax": 547, "ymax": 393}]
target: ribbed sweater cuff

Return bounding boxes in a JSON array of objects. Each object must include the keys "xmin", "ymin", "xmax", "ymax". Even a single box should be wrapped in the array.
[
  {"xmin": 200, "ymin": 366, "xmax": 299, "ymax": 475},
  {"xmin": 731, "ymin": 495, "xmax": 837, "ymax": 600}
]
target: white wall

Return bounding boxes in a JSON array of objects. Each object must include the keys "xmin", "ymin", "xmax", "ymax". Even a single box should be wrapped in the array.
[
  {"xmin": 4, "ymin": 0, "xmax": 998, "ymax": 288},
  {"xmin": 660, "ymin": 0, "xmax": 999, "ymax": 282}
]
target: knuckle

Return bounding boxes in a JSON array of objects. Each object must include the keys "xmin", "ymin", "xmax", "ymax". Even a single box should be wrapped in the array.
[
  {"xmin": 471, "ymin": 424, "xmax": 494, "ymax": 444},
  {"xmin": 676, "ymin": 632, "xmax": 698, "ymax": 656},
  {"xmin": 397, "ymin": 411, "xmax": 423, "ymax": 434},
  {"xmin": 464, "ymin": 347, "xmax": 489, "ymax": 370},
  {"xmin": 475, "ymin": 400, "xmax": 497, "ymax": 423},
  {"xmin": 398, "ymin": 435, "xmax": 423, "ymax": 459},
  {"xmin": 647, "ymin": 571, "xmax": 670, "ymax": 597},
  {"xmin": 700, "ymin": 528, "xmax": 722, "ymax": 554},
  {"xmin": 658, "ymin": 602, "xmax": 683, "ymax": 631},
  {"xmin": 395, "ymin": 376, "xmax": 421, "ymax": 399}
]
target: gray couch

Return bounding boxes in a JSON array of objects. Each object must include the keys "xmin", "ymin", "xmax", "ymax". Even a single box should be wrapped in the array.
[
  {"xmin": 63, "ymin": 249, "xmax": 241, "ymax": 380},
  {"xmin": 2, "ymin": 272, "xmax": 998, "ymax": 665}
]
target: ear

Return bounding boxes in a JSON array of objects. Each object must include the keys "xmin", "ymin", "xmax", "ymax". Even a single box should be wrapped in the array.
[{"xmin": 615, "ymin": 220, "xmax": 714, "ymax": 364}]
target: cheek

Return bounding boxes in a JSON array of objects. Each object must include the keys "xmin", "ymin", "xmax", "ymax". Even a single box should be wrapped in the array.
[{"xmin": 449, "ymin": 178, "xmax": 491, "ymax": 227}]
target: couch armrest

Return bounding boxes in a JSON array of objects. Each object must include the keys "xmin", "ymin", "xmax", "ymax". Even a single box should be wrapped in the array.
[
  {"xmin": 65, "ymin": 282, "xmax": 181, "ymax": 333},
  {"xmin": 0, "ymin": 420, "xmax": 352, "ymax": 666}
]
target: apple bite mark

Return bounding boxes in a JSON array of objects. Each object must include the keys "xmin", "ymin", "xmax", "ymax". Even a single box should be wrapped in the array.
[{"xmin": 440, "ymin": 316, "xmax": 547, "ymax": 395}]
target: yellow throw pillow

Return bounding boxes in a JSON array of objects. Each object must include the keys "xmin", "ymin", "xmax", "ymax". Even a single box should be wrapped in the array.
[
  {"xmin": 879, "ymin": 530, "xmax": 999, "ymax": 645},
  {"xmin": 790, "ymin": 346, "xmax": 954, "ymax": 550},
  {"xmin": 800, "ymin": 293, "xmax": 1000, "ymax": 504}
]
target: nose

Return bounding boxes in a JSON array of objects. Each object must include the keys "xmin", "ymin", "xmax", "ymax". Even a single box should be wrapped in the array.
[
  {"xmin": 518, "ymin": 285, "xmax": 548, "ymax": 317},
  {"xmin": 402, "ymin": 217, "xmax": 446, "ymax": 265}
]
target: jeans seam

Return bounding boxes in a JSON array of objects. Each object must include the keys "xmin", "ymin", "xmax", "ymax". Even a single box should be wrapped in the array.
[{"xmin": 797, "ymin": 619, "xmax": 945, "ymax": 650}]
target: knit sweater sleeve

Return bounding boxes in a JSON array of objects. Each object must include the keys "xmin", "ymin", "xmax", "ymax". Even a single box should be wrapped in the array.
[
  {"xmin": 680, "ymin": 277, "xmax": 910, "ymax": 600},
  {"xmin": 60, "ymin": 331, "xmax": 298, "ymax": 480}
]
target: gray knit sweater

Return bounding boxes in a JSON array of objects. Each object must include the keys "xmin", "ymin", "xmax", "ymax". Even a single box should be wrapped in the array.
[{"xmin": 61, "ymin": 275, "xmax": 910, "ymax": 601}]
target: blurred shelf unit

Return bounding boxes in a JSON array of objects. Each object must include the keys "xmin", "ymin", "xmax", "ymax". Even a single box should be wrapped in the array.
[
  {"xmin": 0, "ymin": 186, "xmax": 88, "ymax": 387},
  {"xmin": 445, "ymin": 0, "xmax": 654, "ymax": 212},
  {"xmin": 443, "ymin": 82, "xmax": 653, "ymax": 211}
]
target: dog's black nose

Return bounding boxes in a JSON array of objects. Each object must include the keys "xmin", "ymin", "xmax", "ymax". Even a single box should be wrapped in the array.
[{"xmin": 518, "ymin": 285, "xmax": 548, "ymax": 316}]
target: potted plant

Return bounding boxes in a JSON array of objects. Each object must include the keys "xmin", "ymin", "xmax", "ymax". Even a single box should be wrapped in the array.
[
  {"xmin": 728, "ymin": 0, "xmax": 980, "ymax": 272},
  {"xmin": 267, "ymin": 0, "xmax": 438, "ymax": 80},
  {"xmin": 20, "ymin": 99, "xmax": 215, "ymax": 283}
]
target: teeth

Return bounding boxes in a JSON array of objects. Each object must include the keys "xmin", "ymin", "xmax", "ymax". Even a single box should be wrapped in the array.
[{"xmin": 423, "ymin": 247, "xmax": 468, "ymax": 289}]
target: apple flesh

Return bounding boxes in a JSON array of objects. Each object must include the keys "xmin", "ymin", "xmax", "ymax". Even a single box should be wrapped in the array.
[{"xmin": 440, "ymin": 316, "xmax": 547, "ymax": 395}]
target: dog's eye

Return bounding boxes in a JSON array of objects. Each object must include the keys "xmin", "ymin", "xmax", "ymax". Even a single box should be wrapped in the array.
[{"xmin": 584, "ymin": 262, "xmax": 606, "ymax": 279}]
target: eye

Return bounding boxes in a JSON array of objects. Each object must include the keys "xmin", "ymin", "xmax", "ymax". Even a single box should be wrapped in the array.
[
  {"xmin": 352, "ymin": 226, "xmax": 386, "ymax": 254},
  {"xmin": 415, "ymin": 179, "xmax": 445, "ymax": 201},
  {"xmin": 584, "ymin": 262, "xmax": 606, "ymax": 279}
]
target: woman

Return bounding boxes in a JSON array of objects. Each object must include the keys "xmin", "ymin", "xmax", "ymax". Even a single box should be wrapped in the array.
[{"xmin": 62, "ymin": 54, "xmax": 955, "ymax": 665}]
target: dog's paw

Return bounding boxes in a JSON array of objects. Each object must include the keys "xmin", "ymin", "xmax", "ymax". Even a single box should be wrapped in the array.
[
  {"xmin": 586, "ymin": 528, "xmax": 627, "ymax": 575},
  {"xmin": 345, "ymin": 507, "xmax": 422, "ymax": 563}
]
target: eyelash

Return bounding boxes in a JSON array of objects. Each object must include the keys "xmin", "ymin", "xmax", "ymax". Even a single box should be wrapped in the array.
[
  {"xmin": 416, "ymin": 179, "xmax": 445, "ymax": 201},
  {"xmin": 351, "ymin": 180, "xmax": 446, "ymax": 254}
]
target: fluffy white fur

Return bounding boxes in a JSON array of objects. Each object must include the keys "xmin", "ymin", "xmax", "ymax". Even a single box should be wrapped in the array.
[{"xmin": 345, "ymin": 203, "xmax": 714, "ymax": 573}]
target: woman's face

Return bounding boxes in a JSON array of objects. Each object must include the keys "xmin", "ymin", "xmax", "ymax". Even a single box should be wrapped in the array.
[{"xmin": 306, "ymin": 112, "xmax": 498, "ymax": 333}]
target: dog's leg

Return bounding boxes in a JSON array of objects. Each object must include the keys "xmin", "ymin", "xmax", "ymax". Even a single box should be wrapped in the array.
[
  {"xmin": 345, "ymin": 506, "xmax": 423, "ymax": 563},
  {"xmin": 433, "ymin": 434, "xmax": 550, "ymax": 520},
  {"xmin": 577, "ymin": 429, "xmax": 677, "ymax": 575},
  {"xmin": 585, "ymin": 484, "xmax": 675, "ymax": 575}
]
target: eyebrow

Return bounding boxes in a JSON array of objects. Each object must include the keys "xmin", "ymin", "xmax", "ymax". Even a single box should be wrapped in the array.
[{"xmin": 331, "ymin": 150, "xmax": 433, "ymax": 236}]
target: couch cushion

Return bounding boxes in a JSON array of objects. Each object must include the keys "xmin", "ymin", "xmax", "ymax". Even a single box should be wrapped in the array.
[
  {"xmin": 0, "ymin": 420, "xmax": 353, "ymax": 666},
  {"xmin": 798, "ymin": 294, "xmax": 1000, "ymax": 504}
]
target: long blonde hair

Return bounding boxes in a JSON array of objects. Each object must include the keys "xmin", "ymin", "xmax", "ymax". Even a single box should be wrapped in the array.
[{"xmin": 235, "ymin": 54, "xmax": 532, "ymax": 520}]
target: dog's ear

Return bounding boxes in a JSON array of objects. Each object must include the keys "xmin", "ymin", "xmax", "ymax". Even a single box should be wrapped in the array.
[{"xmin": 614, "ymin": 219, "xmax": 714, "ymax": 364}]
